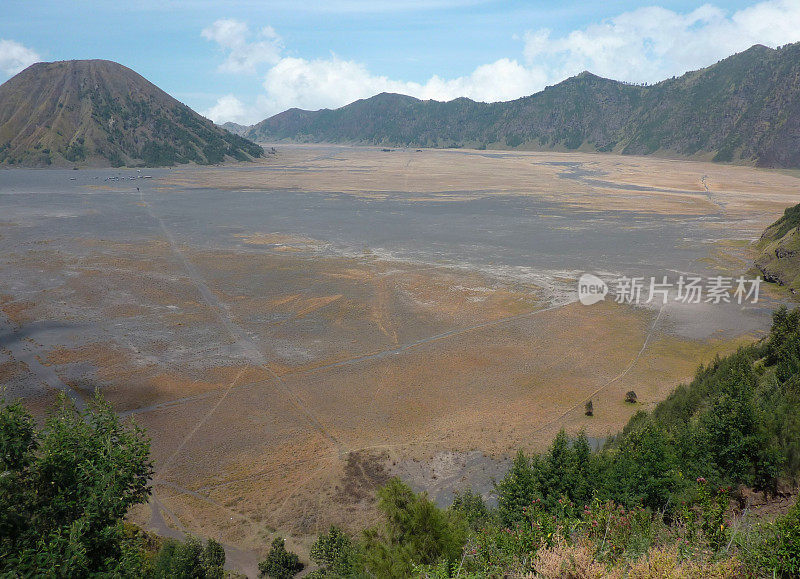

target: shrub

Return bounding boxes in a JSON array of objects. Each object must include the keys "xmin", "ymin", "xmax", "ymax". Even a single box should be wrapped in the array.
[
  {"xmin": 627, "ymin": 545, "xmax": 743, "ymax": 578},
  {"xmin": 754, "ymin": 499, "xmax": 800, "ymax": 577},
  {"xmin": 309, "ymin": 526, "xmax": 362, "ymax": 577},
  {"xmin": 533, "ymin": 536, "xmax": 611, "ymax": 579},
  {"xmin": 259, "ymin": 537, "xmax": 304, "ymax": 578}
]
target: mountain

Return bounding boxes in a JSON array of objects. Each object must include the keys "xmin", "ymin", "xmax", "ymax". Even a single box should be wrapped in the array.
[
  {"xmin": 246, "ymin": 43, "xmax": 800, "ymax": 168},
  {"xmin": 754, "ymin": 203, "xmax": 800, "ymax": 292},
  {"xmin": 220, "ymin": 121, "xmax": 250, "ymax": 136},
  {"xmin": 0, "ymin": 59, "xmax": 263, "ymax": 167}
]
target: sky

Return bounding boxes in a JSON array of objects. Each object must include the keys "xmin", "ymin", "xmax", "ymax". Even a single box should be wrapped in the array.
[{"xmin": 2, "ymin": 0, "xmax": 800, "ymax": 125}]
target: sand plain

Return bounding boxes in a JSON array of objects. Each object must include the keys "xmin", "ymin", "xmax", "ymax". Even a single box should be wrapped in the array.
[{"xmin": 1, "ymin": 145, "xmax": 799, "ymax": 572}]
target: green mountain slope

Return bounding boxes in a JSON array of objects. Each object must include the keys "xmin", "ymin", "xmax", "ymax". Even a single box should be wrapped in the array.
[
  {"xmin": 0, "ymin": 59, "xmax": 263, "ymax": 167},
  {"xmin": 247, "ymin": 43, "xmax": 800, "ymax": 168},
  {"xmin": 755, "ymin": 203, "xmax": 800, "ymax": 292}
]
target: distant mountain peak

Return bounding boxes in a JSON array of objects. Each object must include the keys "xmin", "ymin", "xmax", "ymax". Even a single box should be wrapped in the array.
[
  {"xmin": 0, "ymin": 59, "xmax": 263, "ymax": 167},
  {"xmin": 744, "ymin": 43, "xmax": 772, "ymax": 53}
]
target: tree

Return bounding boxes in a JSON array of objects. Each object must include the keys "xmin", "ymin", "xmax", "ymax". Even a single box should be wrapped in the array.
[
  {"xmin": 449, "ymin": 489, "xmax": 490, "ymax": 530},
  {"xmin": 151, "ymin": 536, "xmax": 226, "ymax": 578},
  {"xmin": 496, "ymin": 450, "xmax": 538, "ymax": 526},
  {"xmin": 152, "ymin": 537, "xmax": 203, "ymax": 578},
  {"xmin": 362, "ymin": 478, "xmax": 466, "ymax": 578},
  {"xmin": 537, "ymin": 430, "xmax": 584, "ymax": 509},
  {"xmin": 693, "ymin": 352, "xmax": 772, "ymax": 488},
  {"xmin": 0, "ymin": 392, "xmax": 153, "ymax": 576},
  {"xmin": 309, "ymin": 526, "xmax": 362, "ymax": 577},
  {"xmin": 259, "ymin": 537, "xmax": 304, "ymax": 578},
  {"xmin": 609, "ymin": 418, "xmax": 675, "ymax": 510},
  {"xmin": 201, "ymin": 538, "xmax": 226, "ymax": 579}
]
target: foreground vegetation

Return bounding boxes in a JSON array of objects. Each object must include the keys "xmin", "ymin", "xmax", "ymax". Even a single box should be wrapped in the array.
[
  {"xmin": 2, "ymin": 307, "xmax": 800, "ymax": 576},
  {"xmin": 291, "ymin": 306, "xmax": 800, "ymax": 578}
]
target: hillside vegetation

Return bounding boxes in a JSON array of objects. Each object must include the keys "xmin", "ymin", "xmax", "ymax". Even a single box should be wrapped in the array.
[
  {"xmin": 0, "ymin": 60, "xmax": 264, "ymax": 167},
  {"xmin": 300, "ymin": 306, "xmax": 800, "ymax": 578},
  {"xmin": 247, "ymin": 43, "xmax": 800, "ymax": 168},
  {"xmin": 755, "ymin": 202, "xmax": 800, "ymax": 292}
]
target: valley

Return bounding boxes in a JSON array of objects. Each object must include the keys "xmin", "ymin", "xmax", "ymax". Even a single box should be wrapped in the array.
[{"xmin": 1, "ymin": 145, "xmax": 798, "ymax": 562}]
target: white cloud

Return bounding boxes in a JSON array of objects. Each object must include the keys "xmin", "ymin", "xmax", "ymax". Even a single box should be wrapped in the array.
[
  {"xmin": 203, "ymin": 0, "xmax": 800, "ymax": 124},
  {"xmin": 202, "ymin": 94, "xmax": 249, "ymax": 124},
  {"xmin": 0, "ymin": 39, "xmax": 41, "ymax": 77},
  {"xmin": 251, "ymin": 56, "xmax": 548, "ymax": 120},
  {"xmin": 523, "ymin": 0, "xmax": 800, "ymax": 84},
  {"xmin": 202, "ymin": 18, "xmax": 281, "ymax": 74}
]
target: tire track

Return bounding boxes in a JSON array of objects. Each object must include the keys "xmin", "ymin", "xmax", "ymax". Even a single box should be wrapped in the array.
[
  {"xmin": 121, "ymin": 299, "xmax": 569, "ymax": 418},
  {"xmin": 530, "ymin": 302, "xmax": 666, "ymax": 438},
  {"xmin": 0, "ymin": 312, "xmax": 86, "ymax": 410},
  {"xmin": 156, "ymin": 367, "xmax": 247, "ymax": 478},
  {"xmin": 138, "ymin": 191, "xmax": 344, "ymax": 455}
]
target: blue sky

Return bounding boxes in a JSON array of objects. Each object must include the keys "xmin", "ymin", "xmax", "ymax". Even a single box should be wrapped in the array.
[{"xmin": 2, "ymin": 0, "xmax": 800, "ymax": 124}]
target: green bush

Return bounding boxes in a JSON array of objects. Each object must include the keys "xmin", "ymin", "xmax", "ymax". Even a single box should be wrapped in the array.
[
  {"xmin": 64, "ymin": 141, "xmax": 87, "ymax": 162},
  {"xmin": 755, "ymin": 500, "xmax": 800, "ymax": 577},
  {"xmin": 308, "ymin": 526, "xmax": 363, "ymax": 577},
  {"xmin": 259, "ymin": 537, "xmax": 304, "ymax": 578},
  {"xmin": 0, "ymin": 393, "xmax": 152, "ymax": 576},
  {"xmin": 449, "ymin": 489, "xmax": 490, "ymax": 530},
  {"xmin": 150, "ymin": 536, "xmax": 225, "ymax": 578}
]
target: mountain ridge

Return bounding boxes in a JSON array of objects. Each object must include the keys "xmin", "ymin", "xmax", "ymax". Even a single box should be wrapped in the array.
[
  {"xmin": 0, "ymin": 59, "xmax": 264, "ymax": 167},
  {"xmin": 246, "ymin": 43, "xmax": 800, "ymax": 168}
]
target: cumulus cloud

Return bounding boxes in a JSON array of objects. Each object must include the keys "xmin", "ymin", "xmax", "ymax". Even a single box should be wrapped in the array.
[
  {"xmin": 523, "ymin": 0, "xmax": 800, "ymax": 84},
  {"xmin": 202, "ymin": 94, "xmax": 249, "ymax": 124},
  {"xmin": 203, "ymin": 0, "xmax": 800, "ymax": 123},
  {"xmin": 254, "ymin": 55, "xmax": 546, "ymax": 114},
  {"xmin": 202, "ymin": 18, "xmax": 281, "ymax": 74},
  {"xmin": 0, "ymin": 39, "xmax": 41, "ymax": 77},
  {"xmin": 204, "ymin": 54, "xmax": 543, "ymax": 123}
]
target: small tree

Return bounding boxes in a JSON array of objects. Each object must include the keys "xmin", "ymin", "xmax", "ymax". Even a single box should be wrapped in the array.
[
  {"xmin": 309, "ymin": 526, "xmax": 362, "ymax": 576},
  {"xmin": 362, "ymin": 478, "xmax": 467, "ymax": 578},
  {"xmin": 201, "ymin": 538, "xmax": 226, "ymax": 579},
  {"xmin": 496, "ymin": 450, "xmax": 538, "ymax": 526},
  {"xmin": 449, "ymin": 489, "xmax": 489, "ymax": 530},
  {"xmin": 96, "ymin": 532, "xmax": 224, "ymax": 578},
  {"xmin": 259, "ymin": 537, "xmax": 304, "ymax": 579},
  {"xmin": 152, "ymin": 537, "xmax": 204, "ymax": 578}
]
